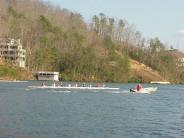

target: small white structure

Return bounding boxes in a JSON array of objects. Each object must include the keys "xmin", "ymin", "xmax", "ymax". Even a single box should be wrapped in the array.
[
  {"xmin": 150, "ymin": 81, "xmax": 170, "ymax": 84},
  {"xmin": 35, "ymin": 71, "xmax": 59, "ymax": 81}
]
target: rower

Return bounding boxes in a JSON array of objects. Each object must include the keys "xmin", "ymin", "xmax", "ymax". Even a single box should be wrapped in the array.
[
  {"xmin": 41, "ymin": 82, "xmax": 45, "ymax": 87},
  {"xmin": 60, "ymin": 81, "xmax": 63, "ymax": 86},
  {"xmin": 53, "ymin": 81, "xmax": 56, "ymax": 87}
]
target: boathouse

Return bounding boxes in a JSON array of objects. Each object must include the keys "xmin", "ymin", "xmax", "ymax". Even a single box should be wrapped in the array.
[{"xmin": 35, "ymin": 71, "xmax": 59, "ymax": 81}]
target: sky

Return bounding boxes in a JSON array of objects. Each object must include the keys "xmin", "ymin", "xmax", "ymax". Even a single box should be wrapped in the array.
[{"xmin": 42, "ymin": 0, "xmax": 184, "ymax": 51}]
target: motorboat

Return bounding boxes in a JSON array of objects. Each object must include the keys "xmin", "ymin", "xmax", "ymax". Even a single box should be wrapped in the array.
[{"xmin": 130, "ymin": 87, "xmax": 157, "ymax": 94}]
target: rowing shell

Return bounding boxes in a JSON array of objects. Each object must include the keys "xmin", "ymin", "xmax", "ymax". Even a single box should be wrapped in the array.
[{"xmin": 28, "ymin": 86, "xmax": 120, "ymax": 90}]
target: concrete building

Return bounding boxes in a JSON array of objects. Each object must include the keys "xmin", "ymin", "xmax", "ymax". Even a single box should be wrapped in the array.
[
  {"xmin": 170, "ymin": 49, "xmax": 184, "ymax": 67},
  {"xmin": 35, "ymin": 71, "xmax": 59, "ymax": 81},
  {"xmin": 0, "ymin": 38, "xmax": 26, "ymax": 68}
]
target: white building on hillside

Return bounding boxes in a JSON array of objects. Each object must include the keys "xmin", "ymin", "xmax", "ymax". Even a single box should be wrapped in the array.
[
  {"xmin": 170, "ymin": 49, "xmax": 184, "ymax": 67},
  {"xmin": 0, "ymin": 38, "xmax": 26, "ymax": 68}
]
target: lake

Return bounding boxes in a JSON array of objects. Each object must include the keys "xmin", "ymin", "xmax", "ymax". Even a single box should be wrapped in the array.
[{"xmin": 0, "ymin": 81, "xmax": 184, "ymax": 138}]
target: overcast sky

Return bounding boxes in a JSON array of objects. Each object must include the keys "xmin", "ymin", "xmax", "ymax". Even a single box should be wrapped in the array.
[{"xmin": 42, "ymin": 0, "xmax": 184, "ymax": 51}]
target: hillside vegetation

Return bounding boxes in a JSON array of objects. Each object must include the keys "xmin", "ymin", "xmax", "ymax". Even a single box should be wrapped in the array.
[
  {"xmin": 0, "ymin": 60, "xmax": 34, "ymax": 80},
  {"xmin": 0, "ymin": 0, "xmax": 183, "ymax": 83}
]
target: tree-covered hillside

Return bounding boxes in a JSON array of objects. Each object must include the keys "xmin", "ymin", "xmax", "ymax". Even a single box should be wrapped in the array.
[{"xmin": 0, "ymin": 0, "xmax": 183, "ymax": 83}]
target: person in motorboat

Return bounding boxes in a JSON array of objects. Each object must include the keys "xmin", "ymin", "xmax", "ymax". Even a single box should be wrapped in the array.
[
  {"xmin": 130, "ymin": 88, "xmax": 136, "ymax": 92},
  {"xmin": 137, "ymin": 83, "xmax": 142, "ymax": 92}
]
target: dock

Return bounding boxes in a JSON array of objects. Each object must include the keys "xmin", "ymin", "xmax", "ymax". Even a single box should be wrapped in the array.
[{"xmin": 150, "ymin": 81, "xmax": 170, "ymax": 84}]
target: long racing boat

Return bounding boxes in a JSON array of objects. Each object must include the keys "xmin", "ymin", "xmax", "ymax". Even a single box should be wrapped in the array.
[{"xmin": 28, "ymin": 85, "xmax": 120, "ymax": 90}]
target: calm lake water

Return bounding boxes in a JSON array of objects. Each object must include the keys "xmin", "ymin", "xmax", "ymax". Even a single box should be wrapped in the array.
[{"xmin": 0, "ymin": 81, "xmax": 184, "ymax": 138}]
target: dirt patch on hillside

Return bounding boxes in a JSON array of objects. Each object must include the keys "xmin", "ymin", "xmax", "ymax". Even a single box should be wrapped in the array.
[{"xmin": 130, "ymin": 59, "xmax": 167, "ymax": 83}]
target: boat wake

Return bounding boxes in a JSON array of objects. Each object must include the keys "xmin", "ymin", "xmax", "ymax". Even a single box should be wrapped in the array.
[{"xmin": 26, "ymin": 86, "xmax": 156, "ymax": 94}]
